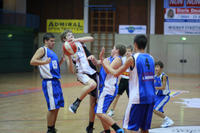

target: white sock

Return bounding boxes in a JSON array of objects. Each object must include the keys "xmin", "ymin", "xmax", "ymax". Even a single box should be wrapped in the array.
[{"xmin": 164, "ymin": 116, "xmax": 168, "ymax": 120}]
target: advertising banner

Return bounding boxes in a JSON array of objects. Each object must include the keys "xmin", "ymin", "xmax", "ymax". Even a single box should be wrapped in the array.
[
  {"xmin": 47, "ymin": 19, "xmax": 84, "ymax": 33},
  {"xmin": 164, "ymin": 0, "xmax": 200, "ymax": 35},
  {"xmin": 119, "ymin": 25, "xmax": 146, "ymax": 34}
]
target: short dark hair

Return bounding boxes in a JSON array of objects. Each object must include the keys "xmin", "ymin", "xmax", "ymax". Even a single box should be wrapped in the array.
[
  {"xmin": 155, "ymin": 60, "xmax": 164, "ymax": 68},
  {"xmin": 43, "ymin": 33, "xmax": 55, "ymax": 43},
  {"xmin": 134, "ymin": 35, "xmax": 147, "ymax": 49},
  {"xmin": 60, "ymin": 29, "xmax": 72, "ymax": 43},
  {"xmin": 116, "ymin": 44, "xmax": 126, "ymax": 56},
  {"xmin": 126, "ymin": 45, "xmax": 133, "ymax": 51}
]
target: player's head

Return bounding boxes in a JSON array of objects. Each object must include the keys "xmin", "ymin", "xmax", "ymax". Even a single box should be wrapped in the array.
[
  {"xmin": 43, "ymin": 33, "xmax": 55, "ymax": 49},
  {"xmin": 60, "ymin": 29, "xmax": 74, "ymax": 43},
  {"xmin": 112, "ymin": 44, "xmax": 126, "ymax": 57},
  {"xmin": 133, "ymin": 35, "xmax": 147, "ymax": 51},
  {"xmin": 155, "ymin": 60, "xmax": 164, "ymax": 74},
  {"xmin": 126, "ymin": 45, "xmax": 133, "ymax": 57}
]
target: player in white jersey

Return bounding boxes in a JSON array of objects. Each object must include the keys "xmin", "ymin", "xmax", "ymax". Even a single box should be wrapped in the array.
[
  {"xmin": 101, "ymin": 35, "xmax": 155, "ymax": 133},
  {"xmin": 30, "ymin": 33, "xmax": 64, "ymax": 133},
  {"xmin": 108, "ymin": 45, "xmax": 133, "ymax": 117},
  {"xmin": 60, "ymin": 30, "xmax": 98, "ymax": 133},
  {"xmin": 153, "ymin": 60, "xmax": 174, "ymax": 128},
  {"xmin": 95, "ymin": 44, "xmax": 126, "ymax": 133}
]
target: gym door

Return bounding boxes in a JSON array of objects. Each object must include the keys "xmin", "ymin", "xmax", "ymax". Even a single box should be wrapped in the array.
[{"xmin": 167, "ymin": 44, "xmax": 200, "ymax": 74}]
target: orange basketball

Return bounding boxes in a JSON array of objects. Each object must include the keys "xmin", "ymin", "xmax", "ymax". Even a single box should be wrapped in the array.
[{"xmin": 63, "ymin": 41, "xmax": 77, "ymax": 56}]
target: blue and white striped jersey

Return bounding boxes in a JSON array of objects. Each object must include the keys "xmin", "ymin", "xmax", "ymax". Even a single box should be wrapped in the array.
[
  {"xmin": 39, "ymin": 47, "xmax": 61, "ymax": 79},
  {"xmin": 129, "ymin": 53, "xmax": 155, "ymax": 104},
  {"xmin": 154, "ymin": 72, "xmax": 170, "ymax": 95}
]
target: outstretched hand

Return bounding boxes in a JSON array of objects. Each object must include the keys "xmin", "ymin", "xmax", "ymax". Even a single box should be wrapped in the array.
[
  {"xmin": 99, "ymin": 47, "xmax": 105, "ymax": 64},
  {"xmin": 88, "ymin": 55, "xmax": 97, "ymax": 65},
  {"xmin": 45, "ymin": 58, "xmax": 51, "ymax": 64}
]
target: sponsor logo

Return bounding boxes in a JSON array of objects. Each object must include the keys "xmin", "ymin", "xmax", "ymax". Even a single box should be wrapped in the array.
[
  {"xmin": 169, "ymin": 0, "xmax": 184, "ymax": 7},
  {"xmin": 126, "ymin": 26, "xmax": 135, "ymax": 33},
  {"xmin": 186, "ymin": 0, "xmax": 200, "ymax": 7}
]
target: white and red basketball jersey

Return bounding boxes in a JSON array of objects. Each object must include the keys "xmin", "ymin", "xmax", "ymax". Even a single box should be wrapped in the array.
[
  {"xmin": 120, "ymin": 56, "xmax": 130, "ymax": 79},
  {"xmin": 71, "ymin": 42, "xmax": 96, "ymax": 75}
]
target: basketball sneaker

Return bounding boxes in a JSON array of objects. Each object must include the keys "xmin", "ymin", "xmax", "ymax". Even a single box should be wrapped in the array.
[
  {"xmin": 86, "ymin": 126, "xmax": 94, "ymax": 133},
  {"xmin": 116, "ymin": 128, "xmax": 124, "ymax": 133},
  {"xmin": 107, "ymin": 109, "xmax": 115, "ymax": 117},
  {"xmin": 69, "ymin": 100, "xmax": 80, "ymax": 113},
  {"xmin": 160, "ymin": 117, "xmax": 174, "ymax": 128}
]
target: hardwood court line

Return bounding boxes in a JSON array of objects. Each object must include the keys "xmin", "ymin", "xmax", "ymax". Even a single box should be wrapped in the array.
[{"xmin": 0, "ymin": 81, "xmax": 82, "ymax": 98}]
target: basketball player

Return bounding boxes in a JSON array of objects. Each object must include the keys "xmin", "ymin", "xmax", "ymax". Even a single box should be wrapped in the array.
[
  {"xmin": 60, "ymin": 30, "xmax": 98, "ymax": 133},
  {"xmin": 100, "ymin": 35, "xmax": 155, "ymax": 133},
  {"xmin": 95, "ymin": 44, "xmax": 126, "ymax": 133},
  {"xmin": 30, "ymin": 33, "xmax": 64, "ymax": 133},
  {"xmin": 153, "ymin": 60, "xmax": 174, "ymax": 128},
  {"xmin": 107, "ymin": 45, "xmax": 133, "ymax": 117}
]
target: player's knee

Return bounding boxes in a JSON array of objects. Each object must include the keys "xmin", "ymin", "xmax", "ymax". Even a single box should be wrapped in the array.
[
  {"xmin": 153, "ymin": 109, "xmax": 159, "ymax": 113},
  {"xmin": 96, "ymin": 113, "xmax": 103, "ymax": 118},
  {"xmin": 90, "ymin": 101, "xmax": 96, "ymax": 108},
  {"xmin": 89, "ymin": 80, "xmax": 97, "ymax": 90}
]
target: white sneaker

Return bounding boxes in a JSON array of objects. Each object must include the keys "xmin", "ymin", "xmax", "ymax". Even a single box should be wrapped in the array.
[
  {"xmin": 107, "ymin": 110, "xmax": 115, "ymax": 117},
  {"xmin": 161, "ymin": 117, "xmax": 174, "ymax": 128}
]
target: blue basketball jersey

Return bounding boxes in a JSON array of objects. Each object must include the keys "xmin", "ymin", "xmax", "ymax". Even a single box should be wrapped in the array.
[
  {"xmin": 99, "ymin": 56, "xmax": 114, "ymax": 93},
  {"xmin": 129, "ymin": 53, "xmax": 155, "ymax": 104},
  {"xmin": 39, "ymin": 47, "xmax": 61, "ymax": 79},
  {"xmin": 154, "ymin": 72, "xmax": 170, "ymax": 95}
]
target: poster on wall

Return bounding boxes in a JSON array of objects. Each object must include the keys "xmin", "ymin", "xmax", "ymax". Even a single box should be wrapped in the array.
[
  {"xmin": 164, "ymin": 0, "xmax": 200, "ymax": 35},
  {"xmin": 119, "ymin": 25, "xmax": 146, "ymax": 34},
  {"xmin": 47, "ymin": 19, "xmax": 84, "ymax": 33}
]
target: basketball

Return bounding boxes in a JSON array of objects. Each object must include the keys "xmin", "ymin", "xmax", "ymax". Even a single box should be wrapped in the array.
[{"xmin": 63, "ymin": 41, "xmax": 77, "ymax": 56}]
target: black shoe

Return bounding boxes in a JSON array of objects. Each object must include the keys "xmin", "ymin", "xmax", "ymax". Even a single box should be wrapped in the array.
[
  {"xmin": 86, "ymin": 126, "xmax": 94, "ymax": 133},
  {"xmin": 69, "ymin": 100, "xmax": 80, "ymax": 113},
  {"xmin": 47, "ymin": 128, "xmax": 57, "ymax": 133}
]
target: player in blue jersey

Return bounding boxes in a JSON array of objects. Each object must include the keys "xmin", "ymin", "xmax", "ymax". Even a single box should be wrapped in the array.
[
  {"xmin": 153, "ymin": 60, "xmax": 174, "ymax": 128},
  {"xmin": 95, "ymin": 44, "xmax": 126, "ymax": 133},
  {"xmin": 30, "ymin": 33, "xmax": 64, "ymax": 133},
  {"xmin": 107, "ymin": 45, "xmax": 133, "ymax": 117},
  {"xmin": 101, "ymin": 35, "xmax": 155, "ymax": 133}
]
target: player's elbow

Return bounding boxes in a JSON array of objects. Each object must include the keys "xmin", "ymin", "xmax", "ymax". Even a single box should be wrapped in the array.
[
  {"xmin": 88, "ymin": 36, "xmax": 94, "ymax": 42},
  {"xmin": 91, "ymin": 37, "xmax": 94, "ymax": 42},
  {"xmin": 30, "ymin": 60, "xmax": 36, "ymax": 66}
]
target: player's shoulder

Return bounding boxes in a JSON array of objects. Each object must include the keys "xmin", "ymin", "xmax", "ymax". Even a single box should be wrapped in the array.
[{"xmin": 36, "ymin": 47, "xmax": 46, "ymax": 53}]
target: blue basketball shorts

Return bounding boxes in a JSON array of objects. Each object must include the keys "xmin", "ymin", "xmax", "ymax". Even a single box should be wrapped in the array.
[
  {"xmin": 95, "ymin": 88, "xmax": 117, "ymax": 114},
  {"xmin": 154, "ymin": 95, "xmax": 170, "ymax": 113},
  {"xmin": 42, "ymin": 79, "xmax": 64, "ymax": 111},
  {"xmin": 123, "ymin": 103, "xmax": 154, "ymax": 131}
]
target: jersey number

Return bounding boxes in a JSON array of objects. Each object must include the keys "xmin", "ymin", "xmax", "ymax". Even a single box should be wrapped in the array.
[{"xmin": 145, "ymin": 58, "xmax": 150, "ymax": 70}]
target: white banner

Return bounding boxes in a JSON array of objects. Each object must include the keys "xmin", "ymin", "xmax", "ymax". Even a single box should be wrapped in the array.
[
  {"xmin": 119, "ymin": 25, "xmax": 146, "ymax": 34},
  {"xmin": 164, "ymin": 8, "xmax": 200, "ymax": 35}
]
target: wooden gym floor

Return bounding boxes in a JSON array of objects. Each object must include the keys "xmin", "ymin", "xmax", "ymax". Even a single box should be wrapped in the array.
[{"xmin": 0, "ymin": 72, "xmax": 200, "ymax": 133}]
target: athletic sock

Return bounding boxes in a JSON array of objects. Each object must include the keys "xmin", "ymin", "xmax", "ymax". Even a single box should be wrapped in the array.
[
  {"xmin": 111, "ymin": 123, "xmax": 120, "ymax": 131},
  {"xmin": 105, "ymin": 129, "xmax": 111, "ymax": 133},
  {"xmin": 88, "ymin": 122, "xmax": 94, "ymax": 129},
  {"xmin": 48, "ymin": 125, "xmax": 55, "ymax": 131},
  {"xmin": 75, "ymin": 98, "xmax": 81, "ymax": 104}
]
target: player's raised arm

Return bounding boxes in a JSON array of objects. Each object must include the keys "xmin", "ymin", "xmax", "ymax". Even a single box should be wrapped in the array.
[
  {"xmin": 30, "ymin": 47, "xmax": 51, "ymax": 66},
  {"xmin": 103, "ymin": 56, "xmax": 134, "ymax": 77},
  {"xmin": 65, "ymin": 55, "xmax": 75, "ymax": 74},
  {"xmin": 74, "ymin": 36, "xmax": 94, "ymax": 43}
]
